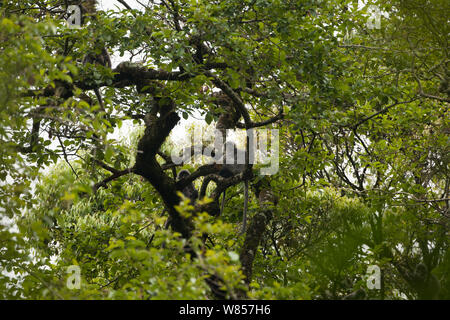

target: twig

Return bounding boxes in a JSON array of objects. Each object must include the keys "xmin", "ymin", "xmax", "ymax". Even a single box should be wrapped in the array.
[
  {"xmin": 352, "ymin": 98, "xmax": 418, "ymax": 129},
  {"xmin": 117, "ymin": 0, "xmax": 132, "ymax": 10},
  {"xmin": 93, "ymin": 168, "xmax": 134, "ymax": 191},
  {"xmin": 57, "ymin": 135, "xmax": 79, "ymax": 179}
]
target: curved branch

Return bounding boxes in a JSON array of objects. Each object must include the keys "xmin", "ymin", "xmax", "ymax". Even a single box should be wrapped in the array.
[
  {"xmin": 176, "ymin": 164, "xmax": 219, "ymax": 190},
  {"xmin": 236, "ymin": 109, "xmax": 284, "ymax": 129},
  {"xmin": 204, "ymin": 70, "xmax": 252, "ymax": 128},
  {"xmin": 93, "ymin": 168, "xmax": 135, "ymax": 191},
  {"xmin": 117, "ymin": 0, "xmax": 132, "ymax": 10},
  {"xmin": 352, "ymin": 98, "xmax": 418, "ymax": 130}
]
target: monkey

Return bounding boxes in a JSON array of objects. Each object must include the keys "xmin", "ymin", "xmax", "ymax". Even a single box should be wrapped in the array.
[
  {"xmin": 217, "ymin": 141, "xmax": 250, "ymax": 235},
  {"xmin": 342, "ymin": 288, "xmax": 366, "ymax": 300},
  {"xmin": 177, "ymin": 169, "xmax": 199, "ymax": 204}
]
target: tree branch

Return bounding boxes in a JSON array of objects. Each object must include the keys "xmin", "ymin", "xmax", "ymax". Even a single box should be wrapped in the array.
[
  {"xmin": 94, "ymin": 168, "xmax": 134, "ymax": 191},
  {"xmin": 204, "ymin": 70, "xmax": 252, "ymax": 128}
]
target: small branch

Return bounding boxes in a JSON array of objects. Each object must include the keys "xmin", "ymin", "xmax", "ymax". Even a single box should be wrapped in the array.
[
  {"xmin": 57, "ymin": 135, "xmax": 79, "ymax": 179},
  {"xmin": 93, "ymin": 168, "xmax": 134, "ymax": 191},
  {"xmin": 338, "ymin": 44, "xmax": 388, "ymax": 51},
  {"xmin": 157, "ymin": 151, "xmax": 177, "ymax": 178},
  {"xmin": 117, "ymin": 0, "xmax": 132, "ymax": 10},
  {"xmin": 204, "ymin": 62, "xmax": 228, "ymax": 70},
  {"xmin": 414, "ymin": 73, "xmax": 450, "ymax": 102},
  {"xmin": 236, "ymin": 109, "xmax": 283, "ymax": 129},
  {"xmin": 352, "ymin": 99, "xmax": 418, "ymax": 129},
  {"xmin": 408, "ymin": 197, "xmax": 450, "ymax": 203},
  {"xmin": 271, "ymin": 229, "xmax": 283, "ymax": 261},
  {"xmin": 94, "ymin": 160, "xmax": 121, "ymax": 174},
  {"xmin": 100, "ymin": 275, "xmax": 121, "ymax": 289},
  {"xmin": 167, "ymin": 0, "xmax": 182, "ymax": 32}
]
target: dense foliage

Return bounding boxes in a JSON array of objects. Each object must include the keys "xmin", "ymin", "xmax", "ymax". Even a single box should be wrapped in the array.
[{"xmin": 0, "ymin": 0, "xmax": 448, "ymax": 299}]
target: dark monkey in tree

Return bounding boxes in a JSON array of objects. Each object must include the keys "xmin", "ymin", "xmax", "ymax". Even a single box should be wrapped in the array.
[
  {"xmin": 177, "ymin": 169, "xmax": 199, "ymax": 204},
  {"xmin": 217, "ymin": 141, "xmax": 250, "ymax": 235}
]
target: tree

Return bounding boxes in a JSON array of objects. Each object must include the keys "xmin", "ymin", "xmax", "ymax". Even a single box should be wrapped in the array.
[{"xmin": 0, "ymin": 0, "xmax": 448, "ymax": 300}]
